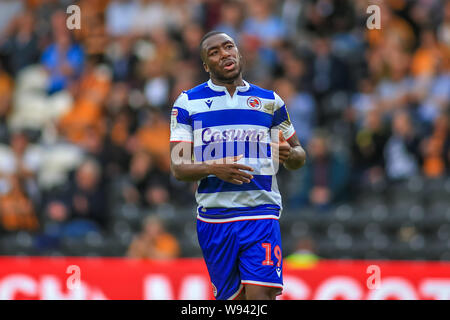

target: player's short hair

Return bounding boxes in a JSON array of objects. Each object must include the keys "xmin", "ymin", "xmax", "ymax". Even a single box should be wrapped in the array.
[{"xmin": 199, "ymin": 30, "xmax": 227, "ymax": 50}]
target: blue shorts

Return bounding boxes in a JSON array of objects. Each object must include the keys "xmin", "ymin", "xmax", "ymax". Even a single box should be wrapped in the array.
[{"xmin": 197, "ymin": 218, "xmax": 283, "ymax": 300}]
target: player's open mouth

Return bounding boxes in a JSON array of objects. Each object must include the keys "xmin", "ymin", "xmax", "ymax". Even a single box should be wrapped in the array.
[{"xmin": 223, "ymin": 60, "xmax": 236, "ymax": 71}]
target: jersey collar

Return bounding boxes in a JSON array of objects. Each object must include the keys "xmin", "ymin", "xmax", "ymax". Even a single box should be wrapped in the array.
[{"xmin": 207, "ymin": 79, "xmax": 250, "ymax": 93}]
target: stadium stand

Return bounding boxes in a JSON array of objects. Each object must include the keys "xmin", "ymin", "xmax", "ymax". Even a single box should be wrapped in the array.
[{"xmin": 0, "ymin": 0, "xmax": 449, "ymax": 261}]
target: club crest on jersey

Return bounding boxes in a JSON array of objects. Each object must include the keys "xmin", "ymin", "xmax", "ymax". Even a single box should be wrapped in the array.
[{"xmin": 247, "ymin": 96, "xmax": 262, "ymax": 110}]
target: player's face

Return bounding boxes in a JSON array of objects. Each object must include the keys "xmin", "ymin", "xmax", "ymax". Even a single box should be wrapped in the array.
[{"xmin": 202, "ymin": 34, "xmax": 242, "ymax": 82}]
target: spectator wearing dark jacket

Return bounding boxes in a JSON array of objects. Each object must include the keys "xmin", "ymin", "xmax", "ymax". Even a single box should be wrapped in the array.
[
  {"xmin": 290, "ymin": 131, "xmax": 350, "ymax": 211},
  {"xmin": 0, "ymin": 11, "xmax": 40, "ymax": 76}
]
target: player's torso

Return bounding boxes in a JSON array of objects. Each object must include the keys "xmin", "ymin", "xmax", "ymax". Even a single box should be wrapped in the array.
[{"xmin": 183, "ymin": 81, "xmax": 283, "ymax": 218}]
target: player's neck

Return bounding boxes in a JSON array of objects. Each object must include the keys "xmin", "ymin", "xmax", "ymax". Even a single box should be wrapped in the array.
[{"xmin": 210, "ymin": 75, "xmax": 244, "ymax": 97}]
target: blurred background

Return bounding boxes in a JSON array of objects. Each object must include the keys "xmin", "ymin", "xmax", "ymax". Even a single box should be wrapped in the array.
[{"xmin": 0, "ymin": 0, "xmax": 449, "ymax": 263}]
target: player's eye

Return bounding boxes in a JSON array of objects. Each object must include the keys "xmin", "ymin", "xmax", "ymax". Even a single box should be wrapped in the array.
[{"xmin": 209, "ymin": 50, "xmax": 218, "ymax": 56}]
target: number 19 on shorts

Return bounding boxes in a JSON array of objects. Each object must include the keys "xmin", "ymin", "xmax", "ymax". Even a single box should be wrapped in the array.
[{"xmin": 261, "ymin": 243, "xmax": 282, "ymax": 267}]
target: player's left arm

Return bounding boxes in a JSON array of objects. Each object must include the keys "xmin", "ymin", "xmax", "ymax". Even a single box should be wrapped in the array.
[
  {"xmin": 272, "ymin": 92, "xmax": 306, "ymax": 170},
  {"xmin": 278, "ymin": 133, "xmax": 306, "ymax": 170}
]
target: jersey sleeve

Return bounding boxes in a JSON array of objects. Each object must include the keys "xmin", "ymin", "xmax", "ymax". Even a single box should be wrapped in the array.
[
  {"xmin": 170, "ymin": 92, "xmax": 193, "ymax": 143},
  {"xmin": 271, "ymin": 92, "xmax": 296, "ymax": 141}
]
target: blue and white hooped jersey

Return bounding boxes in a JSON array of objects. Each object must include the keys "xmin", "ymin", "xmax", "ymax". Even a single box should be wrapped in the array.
[{"xmin": 170, "ymin": 79, "xmax": 296, "ymax": 223}]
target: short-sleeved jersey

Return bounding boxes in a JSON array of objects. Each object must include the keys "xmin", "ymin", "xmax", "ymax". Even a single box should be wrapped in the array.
[{"xmin": 170, "ymin": 79, "xmax": 296, "ymax": 223}]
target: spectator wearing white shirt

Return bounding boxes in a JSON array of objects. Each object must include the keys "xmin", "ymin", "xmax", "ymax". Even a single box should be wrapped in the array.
[{"xmin": 105, "ymin": 0, "xmax": 139, "ymax": 37}]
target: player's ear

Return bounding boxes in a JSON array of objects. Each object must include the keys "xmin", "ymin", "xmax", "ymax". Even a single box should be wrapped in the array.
[{"xmin": 203, "ymin": 61, "xmax": 209, "ymax": 73}]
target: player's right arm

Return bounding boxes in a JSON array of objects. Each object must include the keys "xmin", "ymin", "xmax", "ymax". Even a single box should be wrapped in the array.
[
  {"xmin": 170, "ymin": 142, "xmax": 254, "ymax": 185},
  {"xmin": 169, "ymin": 92, "xmax": 253, "ymax": 185}
]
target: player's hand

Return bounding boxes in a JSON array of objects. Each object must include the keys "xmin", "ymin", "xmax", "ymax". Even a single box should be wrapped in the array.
[
  {"xmin": 271, "ymin": 132, "xmax": 292, "ymax": 164},
  {"xmin": 206, "ymin": 154, "xmax": 254, "ymax": 185}
]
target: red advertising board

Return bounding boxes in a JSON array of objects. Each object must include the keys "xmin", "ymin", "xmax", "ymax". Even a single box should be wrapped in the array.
[{"xmin": 0, "ymin": 257, "xmax": 449, "ymax": 300}]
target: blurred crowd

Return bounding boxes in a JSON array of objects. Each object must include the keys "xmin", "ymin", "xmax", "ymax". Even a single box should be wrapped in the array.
[{"xmin": 0, "ymin": 0, "xmax": 448, "ymax": 258}]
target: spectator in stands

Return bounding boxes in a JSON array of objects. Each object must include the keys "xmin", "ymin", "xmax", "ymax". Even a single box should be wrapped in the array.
[
  {"xmin": 347, "ymin": 78, "xmax": 378, "ymax": 129},
  {"xmin": 279, "ymin": 0, "xmax": 305, "ymax": 39},
  {"xmin": 0, "ymin": 11, "xmax": 40, "ymax": 76},
  {"xmin": 131, "ymin": 109, "xmax": 171, "ymax": 172},
  {"xmin": 0, "ymin": 175, "xmax": 39, "ymax": 232},
  {"xmin": 438, "ymin": 0, "xmax": 450, "ymax": 49},
  {"xmin": 241, "ymin": 0, "xmax": 287, "ymax": 67},
  {"xmin": 420, "ymin": 112, "xmax": 450, "ymax": 178},
  {"xmin": 278, "ymin": 45, "xmax": 312, "ymax": 92},
  {"xmin": 178, "ymin": 22, "xmax": 206, "ymax": 81},
  {"xmin": 0, "ymin": 131, "xmax": 43, "ymax": 206},
  {"xmin": 289, "ymin": 130, "xmax": 350, "ymax": 211},
  {"xmin": 58, "ymin": 61, "xmax": 111, "ymax": 145},
  {"xmin": 365, "ymin": 2, "xmax": 415, "ymax": 52},
  {"xmin": 118, "ymin": 150, "xmax": 168, "ymax": 208},
  {"xmin": 413, "ymin": 69, "xmax": 450, "ymax": 128},
  {"xmin": 69, "ymin": 158, "xmax": 106, "ymax": 226},
  {"xmin": 410, "ymin": 28, "xmax": 449, "ymax": 78},
  {"xmin": 104, "ymin": 36, "xmax": 138, "ymax": 83},
  {"xmin": 40, "ymin": 10, "xmax": 84, "ymax": 94},
  {"xmin": 284, "ymin": 236, "xmax": 320, "ymax": 268},
  {"xmin": 384, "ymin": 110, "xmax": 421, "ymax": 182},
  {"xmin": 0, "ymin": 0, "xmax": 24, "ymax": 36},
  {"xmin": 119, "ymin": 150, "xmax": 152, "ymax": 206},
  {"xmin": 41, "ymin": 158, "xmax": 106, "ymax": 240},
  {"xmin": 375, "ymin": 48, "xmax": 412, "ymax": 116},
  {"xmin": 236, "ymin": 28, "xmax": 272, "ymax": 86},
  {"xmin": 0, "ymin": 63, "xmax": 12, "ymax": 144},
  {"xmin": 310, "ymin": 36, "xmax": 352, "ymax": 126},
  {"xmin": 105, "ymin": 0, "xmax": 139, "ymax": 37},
  {"xmin": 214, "ymin": 0, "xmax": 245, "ymax": 44},
  {"xmin": 273, "ymin": 77, "xmax": 316, "ymax": 146},
  {"xmin": 142, "ymin": 31, "xmax": 174, "ymax": 110},
  {"xmin": 351, "ymin": 108, "xmax": 389, "ymax": 188},
  {"xmin": 102, "ymin": 82, "xmax": 136, "ymax": 177},
  {"xmin": 132, "ymin": 0, "xmax": 174, "ymax": 36},
  {"xmin": 127, "ymin": 214, "xmax": 180, "ymax": 259},
  {"xmin": 144, "ymin": 183, "xmax": 170, "ymax": 210}
]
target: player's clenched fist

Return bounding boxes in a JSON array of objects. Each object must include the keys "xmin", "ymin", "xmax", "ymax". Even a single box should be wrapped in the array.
[
  {"xmin": 271, "ymin": 132, "xmax": 292, "ymax": 164},
  {"xmin": 206, "ymin": 154, "xmax": 254, "ymax": 185}
]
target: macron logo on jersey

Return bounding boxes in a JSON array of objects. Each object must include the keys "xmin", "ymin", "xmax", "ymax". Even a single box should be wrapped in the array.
[{"xmin": 205, "ymin": 99, "xmax": 213, "ymax": 108}]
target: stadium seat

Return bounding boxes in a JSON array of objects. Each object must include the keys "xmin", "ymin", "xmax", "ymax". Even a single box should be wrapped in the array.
[
  {"xmin": 333, "ymin": 204, "xmax": 354, "ymax": 222},
  {"xmin": 370, "ymin": 204, "xmax": 389, "ymax": 223},
  {"xmin": 385, "ymin": 177, "xmax": 426, "ymax": 205},
  {"xmin": 315, "ymin": 239, "xmax": 340, "ymax": 259},
  {"xmin": 363, "ymin": 222, "xmax": 383, "ymax": 240},
  {"xmin": 420, "ymin": 203, "xmax": 450, "ymax": 234},
  {"xmin": 0, "ymin": 232, "xmax": 37, "ymax": 256},
  {"xmin": 308, "ymin": 211, "xmax": 336, "ymax": 236},
  {"xmin": 111, "ymin": 220, "xmax": 134, "ymax": 246},
  {"xmin": 354, "ymin": 192, "xmax": 387, "ymax": 212},
  {"xmin": 179, "ymin": 233, "xmax": 202, "ymax": 258},
  {"xmin": 384, "ymin": 242, "xmax": 411, "ymax": 260},
  {"xmin": 280, "ymin": 235, "xmax": 297, "ymax": 256},
  {"xmin": 110, "ymin": 203, "xmax": 143, "ymax": 232},
  {"xmin": 345, "ymin": 207, "xmax": 373, "ymax": 236},
  {"xmin": 59, "ymin": 231, "xmax": 107, "ymax": 257},
  {"xmin": 288, "ymin": 221, "xmax": 310, "ymax": 239},
  {"xmin": 326, "ymin": 222, "xmax": 346, "ymax": 240},
  {"xmin": 423, "ymin": 238, "xmax": 449, "ymax": 260},
  {"xmin": 436, "ymin": 224, "xmax": 450, "ymax": 241},
  {"xmin": 347, "ymin": 236, "xmax": 373, "ymax": 259}
]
